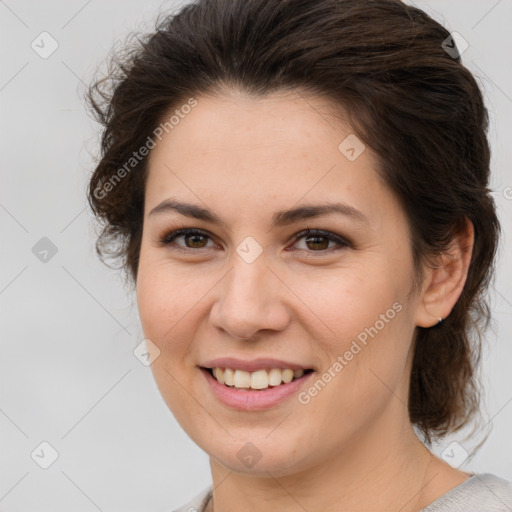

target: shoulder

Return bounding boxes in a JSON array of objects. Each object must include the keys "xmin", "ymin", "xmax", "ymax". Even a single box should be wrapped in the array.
[
  {"xmin": 167, "ymin": 475, "xmax": 512, "ymax": 512},
  {"xmin": 421, "ymin": 473, "xmax": 512, "ymax": 512},
  {"xmin": 168, "ymin": 485, "xmax": 213, "ymax": 512}
]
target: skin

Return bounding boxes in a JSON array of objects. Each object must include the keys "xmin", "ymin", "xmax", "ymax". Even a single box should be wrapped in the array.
[{"xmin": 136, "ymin": 89, "xmax": 474, "ymax": 512}]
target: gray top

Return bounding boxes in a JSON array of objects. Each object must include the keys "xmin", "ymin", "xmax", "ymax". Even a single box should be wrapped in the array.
[{"xmin": 170, "ymin": 473, "xmax": 512, "ymax": 512}]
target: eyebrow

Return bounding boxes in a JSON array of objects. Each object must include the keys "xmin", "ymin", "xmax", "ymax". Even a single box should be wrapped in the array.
[{"xmin": 148, "ymin": 198, "xmax": 369, "ymax": 228}]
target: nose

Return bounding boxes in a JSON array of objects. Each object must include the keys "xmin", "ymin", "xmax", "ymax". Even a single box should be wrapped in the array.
[{"xmin": 209, "ymin": 253, "xmax": 291, "ymax": 341}]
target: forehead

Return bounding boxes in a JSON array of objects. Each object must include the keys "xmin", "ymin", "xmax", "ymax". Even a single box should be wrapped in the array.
[
  {"xmin": 150, "ymin": 90, "xmax": 354, "ymax": 161},
  {"xmin": 144, "ymin": 91, "xmax": 396, "ymax": 228}
]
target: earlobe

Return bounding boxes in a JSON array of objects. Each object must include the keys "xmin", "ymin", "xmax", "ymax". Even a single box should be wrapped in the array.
[{"xmin": 415, "ymin": 219, "xmax": 474, "ymax": 328}]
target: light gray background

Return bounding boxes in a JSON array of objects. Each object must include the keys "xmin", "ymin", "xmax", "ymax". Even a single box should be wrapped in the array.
[{"xmin": 0, "ymin": 1, "xmax": 511, "ymax": 511}]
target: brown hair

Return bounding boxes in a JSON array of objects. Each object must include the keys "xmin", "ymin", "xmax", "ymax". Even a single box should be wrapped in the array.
[{"xmin": 86, "ymin": 0, "xmax": 500, "ymax": 443}]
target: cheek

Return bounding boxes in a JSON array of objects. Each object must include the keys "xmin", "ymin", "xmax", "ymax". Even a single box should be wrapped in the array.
[
  {"xmin": 136, "ymin": 260, "xmax": 188, "ymax": 371},
  {"xmin": 136, "ymin": 264, "xmax": 200, "ymax": 419},
  {"xmin": 294, "ymin": 263, "xmax": 406, "ymax": 348},
  {"xmin": 136, "ymin": 250, "xmax": 197, "ymax": 338},
  {"xmin": 136, "ymin": 256, "xmax": 216, "ymax": 372},
  {"xmin": 304, "ymin": 269, "xmax": 413, "ymax": 408},
  {"xmin": 136, "ymin": 268, "xmax": 169, "ymax": 339}
]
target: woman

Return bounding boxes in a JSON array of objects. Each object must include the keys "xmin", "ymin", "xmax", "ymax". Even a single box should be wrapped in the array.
[{"xmin": 86, "ymin": 0, "xmax": 511, "ymax": 510}]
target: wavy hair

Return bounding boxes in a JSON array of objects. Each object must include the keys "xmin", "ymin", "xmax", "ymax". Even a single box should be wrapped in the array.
[{"xmin": 86, "ymin": 0, "xmax": 500, "ymax": 443}]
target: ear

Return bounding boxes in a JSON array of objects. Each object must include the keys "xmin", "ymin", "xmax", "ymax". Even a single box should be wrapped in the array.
[{"xmin": 415, "ymin": 218, "xmax": 474, "ymax": 328}]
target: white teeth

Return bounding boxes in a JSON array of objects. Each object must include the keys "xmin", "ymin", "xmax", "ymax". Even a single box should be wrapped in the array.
[
  {"xmin": 268, "ymin": 368, "xmax": 282, "ymax": 386},
  {"xmin": 210, "ymin": 367, "xmax": 308, "ymax": 390},
  {"xmin": 223, "ymin": 368, "xmax": 234, "ymax": 386},
  {"xmin": 250, "ymin": 370, "xmax": 269, "ymax": 389},
  {"xmin": 213, "ymin": 367, "xmax": 224, "ymax": 384},
  {"xmin": 282, "ymin": 369, "xmax": 294, "ymax": 383},
  {"xmin": 233, "ymin": 369, "xmax": 251, "ymax": 388}
]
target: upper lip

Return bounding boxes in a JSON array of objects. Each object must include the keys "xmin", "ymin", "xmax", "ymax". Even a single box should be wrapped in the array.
[{"xmin": 200, "ymin": 357, "xmax": 313, "ymax": 372}]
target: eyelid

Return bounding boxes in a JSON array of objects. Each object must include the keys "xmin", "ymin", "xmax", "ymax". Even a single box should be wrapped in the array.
[
  {"xmin": 290, "ymin": 226, "xmax": 351, "ymax": 250},
  {"xmin": 157, "ymin": 226, "xmax": 351, "ymax": 253},
  {"xmin": 158, "ymin": 227, "xmax": 217, "ymax": 248}
]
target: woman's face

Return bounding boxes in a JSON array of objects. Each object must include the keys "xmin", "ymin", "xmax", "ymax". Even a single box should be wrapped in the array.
[{"xmin": 137, "ymin": 90, "xmax": 424, "ymax": 475}]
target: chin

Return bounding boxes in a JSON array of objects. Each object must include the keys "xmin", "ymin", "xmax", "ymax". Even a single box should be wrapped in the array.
[{"xmin": 204, "ymin": 434, "xmax": 316, "ymax": 478}]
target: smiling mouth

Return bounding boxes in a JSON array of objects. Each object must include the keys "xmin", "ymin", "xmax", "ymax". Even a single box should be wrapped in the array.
[{"xmin": 202, "ymin": 366, "xmax": 315, "ymax": 391}]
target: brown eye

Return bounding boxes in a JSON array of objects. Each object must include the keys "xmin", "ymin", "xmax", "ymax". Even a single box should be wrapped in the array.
[
  {"xmin": 159, "ymin": 227, "xmax": 350, "ymax": 254},
  {"xmin": 292, "ymin": 229, "xmax": 350, "ymax": 253},
  {"xmin": 183, "ymin": 232, "xmax": 208, "ymax": 248},
  {"xmin": 160, "ymin": 228, "xmax": 215, "ymax": 250},
  {"xmin": 304, "ymin": 234, "xmax": 329, "ymax": 250}
]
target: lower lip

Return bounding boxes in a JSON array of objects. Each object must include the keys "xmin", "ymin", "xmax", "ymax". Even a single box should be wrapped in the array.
[{"xmin": 200, "ymin": 367, "xmax": 315, "ymax": 411}]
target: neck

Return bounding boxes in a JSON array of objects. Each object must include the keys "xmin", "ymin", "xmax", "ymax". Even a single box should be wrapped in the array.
[{"xmin": 206, "ymin": 409, "xmax": 440, "ymax": 512}]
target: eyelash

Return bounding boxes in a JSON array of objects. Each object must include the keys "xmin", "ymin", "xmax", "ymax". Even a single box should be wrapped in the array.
[{"xmin": 158, "ymin": 226, "xmax": 350, "ymax": 255}]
